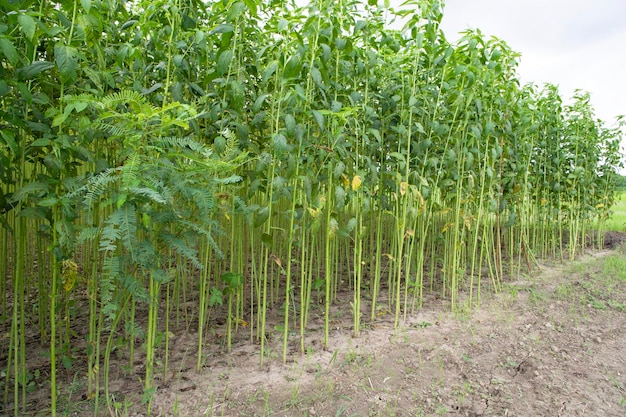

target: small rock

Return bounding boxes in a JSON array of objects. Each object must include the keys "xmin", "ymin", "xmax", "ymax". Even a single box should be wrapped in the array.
[
  {"xmin": 544, "ymin": 322, "xmax": 552, "ymax": 329},
  {"xmin": 595, "ymin": 337, "xmax": 602, "ymax": 343}
]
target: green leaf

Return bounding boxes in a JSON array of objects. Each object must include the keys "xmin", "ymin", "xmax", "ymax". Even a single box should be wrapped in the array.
[
  {"xmin": 11, "ymin": 181, "xmax": 48, "ymax": 203},
  {"xmin": 283, "ymin": 55, "xmax": 301, "ymax": 79},
  {"xmin": 216, "ymin": 49, "xmax": 233, "ymax": 75},
  {"xmin": 311, "ymin": 110, "xmax": 324, "ymax": 130},
  {"xmin": 254, "ymin": 207, "xmax": 269, "ymax": 227},
  {"xmin": 18, "ymin": 207, "xmax": 49, "ymax": 220},
  {"xmin": 272, "ymin": 134, "xmax": 290, "ymax": 155},
  {"xmin": 141, "ymin": 82, "xmax": 162, "ymax": 95},
  {"xmin": 253, "ymin": 94, "xmax": 269, "ymax": 113},
  {"xmin": 54, "ymin": 44, "xmax": 79, "ymax": 81},
  {"xmin": 188, "ymin": 82, "xmax": 205, "ymax": 96},
  {"xmin": 221, "ymin": 272, "xmax": 243, "ymax": 288},
  {"xmin": 150, "ymin": 268, "xmax": 172, "ymax": 284},
  {"xmin": 243, "ymin": 0, "xmax": 257, "ymax": 17},
  {"xmin": 18, "ymin": 14, "xmax": 36, "ymax": 41},
  {"xmin": 227, "ymin": 1, "xmax": 246, "ymax": 21},
  {"xmin": 38, "ymin": 197, "xmax": 58, "ymax": 207},
  {"xmin": 311, "ymin": 66, "xmax": 322, "ymax": 85},
  {"xmin": 334, "ymin": 162, "xmax": 345, "ymax": 177},
  {"xmin": 62, "ymin": 355, "xmax": 73, "ymax": 370},
  {"xmin": 346, "ymin": 217, "xmax": 357, "ymax": 232},
  {"xmin": 80, "ymin": 0, "xmax": 91, "ymax": 13},
  {"xmin": 17, "ymin": 61, "xmax": 55, "ymax": 79},
  {"xmin": 0, "ymin": 38, "xmax": 19, "ymax": 66},
  {"xmin": 262, "ymin": 61, "xmax": 278, "ymax": 83},
  {"xmin": 120, "ymin": 20, "xmax": 138, "ymax": 30},
  {"xmin": 209, "ymin": 288, "xmax": 223, "ymax": 307},
  {"xmin": 260, "ymin": 232, "xmax": 273, "ymax": 248},
  {"xmin": 210, "ymin": 24, "xmax": 234, "ymax": 34},
  {"xmin": 1, "ymin": 130, "xmax": 18, "ymax": 154},
  {"xmin": 284, "ymin": 114, "xmax": 295, "ymax": 136},
  {"xmin": 335, "ymin": 186, "xmax": 346, "ymax": 210},
  {"xmin": 335, "ymin": 38, "xmax": 347, "ymax": 50},
  {"xmin": 278, "ymin": 18, "xmax": 289, "ymax": 32}
]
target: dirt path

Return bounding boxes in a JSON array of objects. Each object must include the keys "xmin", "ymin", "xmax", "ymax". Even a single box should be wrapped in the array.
[{"xmin": 147, "ymin": 249, "xmax": 626, "ymax": 417}]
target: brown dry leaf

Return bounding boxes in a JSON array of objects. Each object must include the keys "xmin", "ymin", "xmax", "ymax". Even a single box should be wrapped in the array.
[{"xmin": 270, "ymin": 253, "xmax": 283, "ymax": 269}]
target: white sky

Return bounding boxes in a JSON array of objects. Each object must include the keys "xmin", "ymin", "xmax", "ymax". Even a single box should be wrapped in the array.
[{"xmin": 437, "ymin": 0, "xmax": 626, "ymax": 127}]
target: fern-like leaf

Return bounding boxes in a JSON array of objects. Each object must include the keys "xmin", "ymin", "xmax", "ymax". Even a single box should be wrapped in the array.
[
  {"xmin": 128, "ymin": 187, "xmax": 167, "ymax": 205},
  {"xmin": 151, "ymin": 136, "xmax": 213, "ymax": 159},
  {"xmin": 118, "ymin": 205, "xmax": 138, "ymax": 257},
  {"xmin": 100, "ymin": 255, "xmax": 122, "ymax": 320},
  {"xmin": 118, "ymin": 274, "xmax": 149, "ymax": 303},
  {"xmin": 177, "ymin": 219, "xmax": 224, "ymax": 259},
  {"xmin": 161, "ymin": 233, "xmax": 203, "ymax": 269},
  {"xmin": 77, "ymin": 226, "xmax": 100, "ymax": 244},
  {"xmin": 214, "ymin": 174, "xmax": 243, "ymax": 185},
  {"xmin": 98, "ymin": 90, "xmax": 149, "ymax": 114},
  {"xmin": 121, "ymin": 153, "xmax": 142, "ymax": 189},
  {"xmin": 79, "ymin": 167, "xmax": 122, "ymax": 207},
  {"xmin": 190, "ymin": 188, "xmax": 216, "ymax": 216},
  {"xmin": 100, "ymin": 218, "xmax": 122, "ymax": 253},
  {"xmin": 100, "ymin": 206, "xmax": 138, "ymax": 258}
]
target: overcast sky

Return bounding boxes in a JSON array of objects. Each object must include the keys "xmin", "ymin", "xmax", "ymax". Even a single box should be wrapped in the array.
[{"xmin": 437, "ymin": 0, "xmax": 626, "ymax": 127}]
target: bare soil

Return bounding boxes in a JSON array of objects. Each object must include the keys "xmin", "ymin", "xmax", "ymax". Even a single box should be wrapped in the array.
[
  {"xmin": 145, "ymin": 249, "xmax": 626, "ymax": 417},
  {"xmin": 3, "ymin": 247, "xmax": 626, "ymax": 417}
]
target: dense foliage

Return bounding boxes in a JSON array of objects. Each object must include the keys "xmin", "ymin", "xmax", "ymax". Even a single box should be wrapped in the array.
[{"xmin": 0, "ymin": 0, "xmax": 623, "ymax": 415}]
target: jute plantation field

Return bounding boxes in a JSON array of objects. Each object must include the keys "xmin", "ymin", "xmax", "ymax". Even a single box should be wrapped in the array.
[{"xmin": 1, "ymin": 0, "xmax": 625, "ymax": 416}]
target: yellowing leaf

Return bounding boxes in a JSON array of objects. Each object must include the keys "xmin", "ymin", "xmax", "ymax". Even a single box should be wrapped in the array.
[
  {"xmin": 314, "ymin": 195, "xmax": 326, "ymax": 210},
  {"xmin": 416, "ymin": 190, "xmax": 425, "ymax": 207},
  {"xmin": 351, "ymin": 175, "xmax": 362, "ymax": 191},
  {"xmin": 441, "ymin": 222, "xmax": 454, "ymax": 233},
  {"xmin": 62, "ymin": 259, "xmax": 79, "ymax": 292},
  {"xmin": 328, "ymin": 218, "xmax": 339, "ymax": 239},
  {"xmin": 307, "ymin": 207, "xmax": 320, "ymax": 218},
  {"xmin": 400, "ymin": 181, "xmax": 408, "ymax": 196},
  {"xmin": 341, "ymin": 174, "xmax": 350, "ymax": 187}
]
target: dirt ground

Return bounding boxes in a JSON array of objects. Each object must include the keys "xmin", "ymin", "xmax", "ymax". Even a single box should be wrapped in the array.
[
  {"xmin": 3, "ymin": 245, "xmax": 626, "ymax": 417},
  {"xmin": 137, "ymin": 248, "xmax": 626, "ymax": 417}
]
